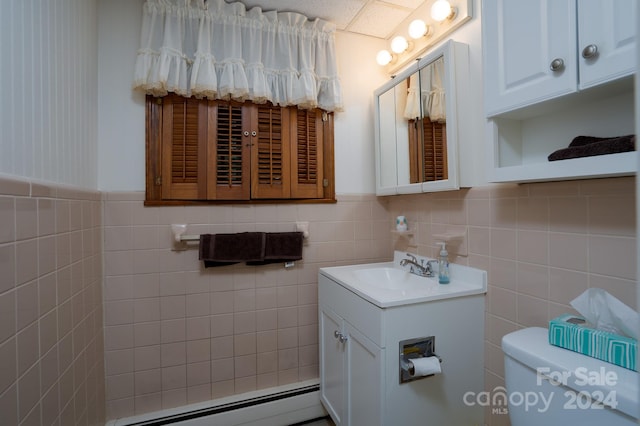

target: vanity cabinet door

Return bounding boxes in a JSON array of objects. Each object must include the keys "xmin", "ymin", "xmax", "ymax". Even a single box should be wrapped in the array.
[
  {"xmin": 345, "ymin": 323, "xmax": 384, "ymax": 426},
  {"xmin": 319, "ymin": 307, "xmax": 346, "ymax": 425},
  {"xmin": 483, "ymin": 0, "xmax": 577, "ymax": 116},
  {"xmin": 577, "ymin": 0, "xmax": 636, "ymax": 90}
]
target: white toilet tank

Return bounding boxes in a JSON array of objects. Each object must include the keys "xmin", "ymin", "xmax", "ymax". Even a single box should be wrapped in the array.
[{"xmin": 502, "ymin": 327, "xmax": 639, "ymax": 426}]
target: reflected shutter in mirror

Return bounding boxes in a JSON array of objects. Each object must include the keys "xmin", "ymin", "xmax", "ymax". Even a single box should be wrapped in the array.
[{"xmin": 422, "ymin": 118, "xmax": 448, "ymax": 181}]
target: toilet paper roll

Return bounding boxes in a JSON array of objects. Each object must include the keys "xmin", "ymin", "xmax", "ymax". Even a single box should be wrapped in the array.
[{"xmin": 409, "ymin": 356, "xmax": 441, "ymax": 377}]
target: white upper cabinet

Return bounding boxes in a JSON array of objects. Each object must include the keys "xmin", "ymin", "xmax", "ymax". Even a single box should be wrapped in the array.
[
  {"xmin": 484, "ymin": 0, "xmax": 636, "ymax": 117},
  {"xmin": 484, "ymin": 0, "xmax": 577, "ymax": 116},
  {"xmin": 578, "ymin": 0, "xmax": 636, "ymax": 89},
  {"xmin": 483, "ymin": 0, "xmax": 636, "ymax": 183}
]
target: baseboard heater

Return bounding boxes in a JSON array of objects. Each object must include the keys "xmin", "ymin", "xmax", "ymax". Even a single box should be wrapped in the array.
[{"xmin": 110, "ymin": 382, "xmax": 324, "ymax": 426}]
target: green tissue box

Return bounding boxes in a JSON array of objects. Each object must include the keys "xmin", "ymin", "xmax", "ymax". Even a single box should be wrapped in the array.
[{"xmin": 548, "ymin": 313, "xmax": 637, "ymax": 371}]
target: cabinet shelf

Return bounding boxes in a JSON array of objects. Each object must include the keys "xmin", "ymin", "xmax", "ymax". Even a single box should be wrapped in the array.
[
  {"xmin": 486, "ymin": 88, "xmax": 635, "ymax": 184},
  {"xmin": 490, "ymin": 151, "xmax": 636, "ymax": 183}
]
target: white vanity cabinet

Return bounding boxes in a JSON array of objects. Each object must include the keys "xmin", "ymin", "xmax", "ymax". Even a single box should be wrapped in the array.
[
  {"xmin": 319, "ymin": 278, "xmax": 384, "ymax": 426},
  {"xmin": 483, "ymin": 0, "xmax": 636, "ymax": 183},
  {"xmin": 318, "ymin": 260, "xmax": 485, "ymax": 426}
]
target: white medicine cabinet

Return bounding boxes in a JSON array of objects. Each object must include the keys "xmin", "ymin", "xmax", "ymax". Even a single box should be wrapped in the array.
[
  {"xmin": 483, "ymin": 0, "xmax": 636, "ymax": 183},
  {"xmin": 373, "ymin": 40, "xmax": 473, "ymax": 195}
]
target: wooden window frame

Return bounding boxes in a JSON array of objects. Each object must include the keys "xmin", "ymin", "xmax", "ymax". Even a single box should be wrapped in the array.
[{"xmin": 145, "ymin": 95, "xmax": 336, "ymax": 205}]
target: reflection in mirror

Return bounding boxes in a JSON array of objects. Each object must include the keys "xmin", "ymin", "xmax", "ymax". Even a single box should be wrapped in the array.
[
  {"xmin": 394, "ymin": 75, "xmax": 411, "ymax": 187},
  {"xmin": 374, "ymin": 40, "xmax": 469, "ymax": 195},
  {"xmin": 405, "ymin": 56, "xmax": 447, "ymax": 183},
  {"xmin": 378, "ymin": 88, "xmax": 399, "ymax": 188}
]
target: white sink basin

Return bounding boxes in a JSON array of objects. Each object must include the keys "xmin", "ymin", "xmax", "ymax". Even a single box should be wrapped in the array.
[
  {"xmin": 353, "ymin": 267, "xmax": 436, "ymax": 291},
  {"xmin": 319, "ymin": 252, "xmax": 487, "ymax": 308}
]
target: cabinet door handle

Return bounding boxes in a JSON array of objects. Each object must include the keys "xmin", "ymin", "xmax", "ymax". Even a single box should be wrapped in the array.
[
  {"xmin": 243, "ymin": 131, "xmax": 250, "ymax": 137},
  {"xmin": 333, "ymin": 330, "xmax": 348, "ymax": 343},
  {"xmin": 581, "ymin": 44, "xmax": 598, "ymax": 59},
  {"xmin": 251, "ymin": 131, "xmax": 257, "ymax": 137},
  {"xmin": 549, "ymin": 58, "xmax": 565, "ymax": 72}
]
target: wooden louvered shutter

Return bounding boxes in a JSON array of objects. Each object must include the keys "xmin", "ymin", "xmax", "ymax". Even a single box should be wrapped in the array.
[
  {"xmin": 251, "ymin": 104, "xmax": 291, "ymax": 199},
  {"xmin": 208, "ymin": 100, "xmax": 250, "ymax": 200},
  {"xmin": 422, "ymin": 118, "xmax": 448, "ymax": 182},
  {"xmin": 291, "ymin": 108, "xmax": 324, "ymax": 198},
  {"xmin": 161, "ymin": 95, "xmax": 208, "ymax": 200}
]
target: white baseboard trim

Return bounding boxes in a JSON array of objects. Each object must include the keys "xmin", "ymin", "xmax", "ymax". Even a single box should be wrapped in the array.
[{"xmin": 106, "ymin": 380, "xmax": 327, "ymax": 426}]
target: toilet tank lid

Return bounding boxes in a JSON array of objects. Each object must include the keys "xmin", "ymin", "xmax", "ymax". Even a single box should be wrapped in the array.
[{"xmin": 502, "ymin": 327, "xmax": 639, "ymax": 419}]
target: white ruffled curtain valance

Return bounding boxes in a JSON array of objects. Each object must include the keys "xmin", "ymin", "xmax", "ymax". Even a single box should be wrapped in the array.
[{"xmin": 133, "ymin": 0, "xmax": 343, "ymax": 112}]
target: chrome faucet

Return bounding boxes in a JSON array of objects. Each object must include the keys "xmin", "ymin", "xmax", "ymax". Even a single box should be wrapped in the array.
[{"xmin": 399, "ymin": 253, "xmax": 436, "ymax": 277}]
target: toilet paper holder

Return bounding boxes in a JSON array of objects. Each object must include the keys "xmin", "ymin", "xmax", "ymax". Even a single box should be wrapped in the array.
[{"xmin": 399, "ymin": 336, "xmax": 442, "ymax": 384}]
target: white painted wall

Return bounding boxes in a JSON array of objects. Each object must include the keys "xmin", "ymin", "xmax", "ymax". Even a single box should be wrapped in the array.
[
  {"xmin": 0, "ymin": 0, "xmax": 99, "ymax": 188},
  {"xmin": 333, "ymin": 31, "xmax": 389, "ymax": 194},
  {"xmin": 0, "ymin": 0, "xmax": 483, "ymax": 193},
  {"xmin": 97, "ymin": 0, "xmax": 146, "ymax": 192},
  {"xmin": 95, "ymin": 0, "xmax": 484, "ymax": 193}
]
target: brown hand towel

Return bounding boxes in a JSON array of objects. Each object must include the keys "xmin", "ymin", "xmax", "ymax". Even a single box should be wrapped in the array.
[
  {"xmin": 199, "ymin": 232, "xmax": 266, "ymax": 268},
  {"xmin": 548, "ymin": 135, "xmax": 635, "ymax": 161},
  {"xmin": 246, "ymin": 232, "xmax": 304, "ymax": 265}
]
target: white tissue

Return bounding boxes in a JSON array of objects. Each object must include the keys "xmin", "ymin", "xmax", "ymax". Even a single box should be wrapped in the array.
[
  {"xmin": 570, "ymin": 288, "xmax": 639, "ymax": 340},
  {"xmin": 409, "ymin": 356, "xmax": 441, "ymax": 377}
]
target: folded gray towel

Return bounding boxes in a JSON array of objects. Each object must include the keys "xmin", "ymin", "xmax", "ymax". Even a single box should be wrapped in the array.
[{"xmin": 548, "ymin": 135, "xmax": 635, "ymax": 161}]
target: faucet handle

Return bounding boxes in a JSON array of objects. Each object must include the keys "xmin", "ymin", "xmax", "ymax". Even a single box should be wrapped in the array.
[{"xmin": 405, "ymin": 253, "xmax": 418, "ymax": 262}]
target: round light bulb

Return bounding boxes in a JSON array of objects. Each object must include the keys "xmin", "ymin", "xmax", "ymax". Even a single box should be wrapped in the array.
[
  {"xmin": 408, "ymin": 19, "xmax": 428, "ymax": 39},
  {"xmin": 376, "ymin": 50, "xmax": 393, "ymax": 66},
  {"xmin": 390, "ymin": 36, "xmax": 409, "ymax": 54},
  {"xmin": 431, "ymin": 0, "xmax": 452, "ymax": 22}
]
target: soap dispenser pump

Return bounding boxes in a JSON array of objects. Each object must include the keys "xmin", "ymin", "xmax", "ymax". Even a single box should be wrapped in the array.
[{"xmin": 437, "ymin": 242, "xmax": 450, "ymax": 284}]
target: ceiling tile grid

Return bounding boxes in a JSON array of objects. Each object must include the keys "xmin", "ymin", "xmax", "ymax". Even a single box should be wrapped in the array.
[
  {"xmin": 233, "ymin": 0, "xmax": 429, "ymax": 39},
  {"xmin": 347, "ymin": 2, "xmax": 415, "ymax": 38},
  {"xmin": 238, "ymin": 0, "xmax": 368, "ymax": 30}
]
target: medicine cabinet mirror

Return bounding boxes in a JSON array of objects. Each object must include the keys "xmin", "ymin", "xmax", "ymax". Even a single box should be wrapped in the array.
[{"xmin": 374, "ymin": 40, "xmax": 468, "ymax": 195}]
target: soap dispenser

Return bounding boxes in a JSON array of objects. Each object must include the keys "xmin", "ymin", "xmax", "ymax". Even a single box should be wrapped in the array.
[{"xmin": 437, "ymin": 242, "xmax": 450, "ymax": 284}]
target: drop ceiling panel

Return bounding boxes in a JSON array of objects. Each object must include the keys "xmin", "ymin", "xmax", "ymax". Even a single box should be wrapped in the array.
[
  {"xmin": 383, "ymin": 0, "xmax": 426, "ymax": 9},
  {"xmin": 347, "ymin": 2, "xmax": 413, "ymax": 38}
]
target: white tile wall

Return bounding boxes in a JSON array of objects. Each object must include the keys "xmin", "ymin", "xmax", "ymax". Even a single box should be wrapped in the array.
[
  {"xmin": 102, "ymin": 192, "xmax": 392, "ymax": 419},
  {"xmin": 1, "ymin": 171, "xmax": 635, "ymax": 426},
  {"xmin": 385, "ymin": 176, "xmax": 637, "ymax": 426},
  {"xmin": 0, "ymin": 175, "xmax": 105, "ymax": 425}
]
